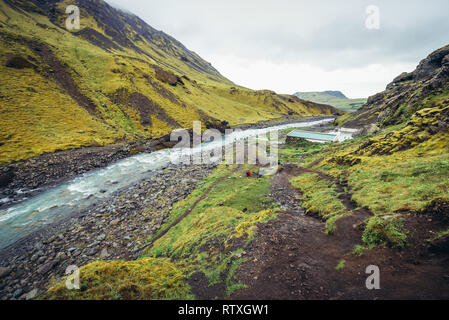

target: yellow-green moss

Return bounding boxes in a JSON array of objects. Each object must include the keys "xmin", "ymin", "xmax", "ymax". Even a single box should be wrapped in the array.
[
  {"xmin": 43, "ymin": 258, "xmax": 194, "ymax": 300},
  {"xmin": 146, "ymin": 165, "xmax": 277, "ymax": 260},
  {"xmin": 362, "ymin": 216, "xmax": 407, "ymax": 248},
  {"xmin": 42, "ymin": 165, "xmax": 280, "ymax": 299},
  {"xmin": 0, "ymin": 1, "xmax": 335, "ymax": 164},
  {"xmin": 143, "ymin": 165, "xmax": 279, "ymax": 292},
  {"xmin": 290, "ymin": 172, "xmax": 347, "ymax": 234}
]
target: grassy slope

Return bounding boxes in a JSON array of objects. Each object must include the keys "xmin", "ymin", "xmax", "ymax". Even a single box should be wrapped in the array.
[
  {"xmin": 290, "ymin": 173, "xmax": 347, "ymax": 235},
  {"xmin": 294, "ymin": 92, "xmax": 366, "ymax": 110},
  {"xmin": 43, "ymin": 164, "xmax": 280, "ymax": 299},
  {"xmin": 289, "ymin": 105, "xmax": 449, "ymax": 247},
  {"xmin": 337, "ymin": 83, "xmax": 449, "ymax": 128},
  {"xmin": 0, "ymin": 0, "xmax": 337, "ymax": 165},
  {"xmin": 44, "ymin": 257, "xmax": 195, "ymax": 300},
  {"xmin": 11, "ymin": 1, "xmax": 447, "ymax": 298}
]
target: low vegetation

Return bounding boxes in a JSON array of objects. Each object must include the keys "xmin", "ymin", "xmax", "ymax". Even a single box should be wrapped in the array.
[
  {"xmin": 43, "ymin": 258, "xmax": 193, "ymax": 300},
  {"xmin": 44, "ymin": 164, "xmax": 279, "ymax": 299},
  {"xmin": 290, "ymin": 172, "xmax": 347, "ymax": 234},
  {"xmin": 286, "ymin": 104, "xmax": 449, "ymax": 247},
  {"xmin": 362, "ymin": 216, "xmax": 407, "ymax": 248}
]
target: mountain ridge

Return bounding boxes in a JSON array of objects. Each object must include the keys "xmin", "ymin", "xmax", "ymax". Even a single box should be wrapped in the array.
[
  {"xmin": 294, "ymin": 91, "xmax": 366, "ymax": 111},
  {"xmin": 0, "ymin": 0, "xmax": 340, "ymax": 165},
  {"xmin": 322, "ymin": 90, "xmax": 347, "ymax": 99},
  {"xmin": 338, "ymin": 44, "xmax": 449, "ymax": 129}
]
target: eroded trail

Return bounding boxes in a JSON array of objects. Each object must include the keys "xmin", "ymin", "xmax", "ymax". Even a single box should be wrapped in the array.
[{"xmin": 230, "ymin": 166, "xmax": 449, "ymax": 300}]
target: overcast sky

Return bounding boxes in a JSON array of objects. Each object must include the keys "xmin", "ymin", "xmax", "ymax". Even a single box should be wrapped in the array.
[{"xmin": 106, "ymin": 0, "xmax": 449, "ymax": 98}]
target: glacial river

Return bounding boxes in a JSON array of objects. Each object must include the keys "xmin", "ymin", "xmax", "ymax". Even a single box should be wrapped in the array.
[{"xmin": 0, "ymin": 118, "xmax": 337, "ymax": 249}]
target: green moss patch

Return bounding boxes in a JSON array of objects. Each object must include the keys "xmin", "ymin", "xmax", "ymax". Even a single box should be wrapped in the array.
[
  {"xmin": 43, "ymin": 258, "xmax": 193, "ymax": 300},
  {"xmin": 290, "ymin": 172, "xmax": 347, "ymax": 234}
]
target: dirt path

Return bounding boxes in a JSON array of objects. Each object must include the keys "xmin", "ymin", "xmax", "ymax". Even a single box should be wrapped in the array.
[
  {"xmin": 230, "ymin": 166, "xmax": 449, "ymax": 299},
  {"xmin": 295, "ymin": 166, "xmax": 372, "ymax": 247},
  {"xmin": 270, "ymin": 167, "xmax": 305, "ymax": 216}
]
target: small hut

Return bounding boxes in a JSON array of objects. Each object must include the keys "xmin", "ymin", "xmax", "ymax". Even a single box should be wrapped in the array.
[{"xmin": 286, "ymin": 130, "xmax": 338, "ymax": 144}]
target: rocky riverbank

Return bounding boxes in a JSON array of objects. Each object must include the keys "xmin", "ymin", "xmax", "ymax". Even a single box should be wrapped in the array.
[
  {"xmin": 0, "ymin": 116, "xmax": 336, "ymax": 300},
  {"xmin": 0, "ymin": 142, "xmax": 147, "ymax": 208},
  {"xmin": 0, "ymin": 116, "xmax": 334, "ymax": 209},
  {"xmin": 233, "ymin": 115, "xmax": 334, "ymax": 131},
  {"xmin": 0, "ymin": 163, "xmax": 216, "ymax": 300}
]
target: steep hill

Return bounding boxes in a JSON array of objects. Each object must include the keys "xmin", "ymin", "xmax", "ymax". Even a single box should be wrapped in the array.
[
  {"xmin": 338, "ymin": 44, "xmax": 449, "ymax": 129},
  {"xmin": 0, "ymin": 0, "xmax": 340, "ymax": 165},
  {"xmin": 294, "ymin": 91, "xmax": 366, "ymax": 111}
]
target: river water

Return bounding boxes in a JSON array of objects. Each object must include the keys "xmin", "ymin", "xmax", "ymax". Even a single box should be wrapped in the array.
[{"xmin": 0, "ymin": 118, "xmax": 335, "ymax": 249}]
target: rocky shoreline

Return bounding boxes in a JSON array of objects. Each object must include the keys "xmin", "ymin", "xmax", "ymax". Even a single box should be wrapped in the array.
[
  {"xmin": 0, "ymin": 140, "xmax": 158, "ymax": 209},
  {"xmin": 0, "ymin": 116, "xmax": 334, "ymax": 208},
  {"xmin": 233, "ymin": 115, "xmax": 334, "ymax": 131},
  {"xmin": 0, "ymin": 163, "xmax": 216, "ymax": 300}
]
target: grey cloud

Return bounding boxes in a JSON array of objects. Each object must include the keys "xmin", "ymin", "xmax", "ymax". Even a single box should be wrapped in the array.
[
  {"xmin": 105, "ymin": 0, "xmax": 449, "ymax": 95},
  {"xmin": 107, "ymin": 0, "xmax": 449, "ymax": 67}
]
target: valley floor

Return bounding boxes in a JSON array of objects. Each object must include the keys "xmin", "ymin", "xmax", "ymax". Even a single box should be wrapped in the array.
[
  {"xmin": 1, "ymin": 113, "xmax": 448, "ymax": 300},
  {"xmin": 0, "ymin": 115, "xmax": 328, "ymax": 207}
]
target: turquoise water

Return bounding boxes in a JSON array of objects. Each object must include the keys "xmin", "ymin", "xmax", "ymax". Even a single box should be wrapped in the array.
[{"xmin": 0, "ymin": 119, "xmax": 335, "ymax": 249}]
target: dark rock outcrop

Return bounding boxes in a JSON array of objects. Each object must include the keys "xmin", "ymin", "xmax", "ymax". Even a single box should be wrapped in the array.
[
  {"xmin": 5, "ymin": 55, "xmax": 35, "ymax": 69},
  {"xmin": 344, "ymin": 44, "xmax": 449, "ymax": 129},
  {"xmin": 154, "ymin": 66, "xmax": 184, "ymax": 86},
  {"xmin": 0, "ymin": 167, "xmax": 14, "ymax": 188}
]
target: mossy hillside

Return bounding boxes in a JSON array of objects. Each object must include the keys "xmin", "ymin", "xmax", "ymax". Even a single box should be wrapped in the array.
[
  {"xmin": 338, "ymin": 42, "xmax": 449, "ymax": 129},
  {"xmin": 294, "ymin": 91, "xmax": 366, "ymax": 111},
  {"xmin": 286, "ymin": 105, "xmax": 449, "ymax": 247},
  {"xmin": 345, "ymin": 142, "xmax": 448, "ymax": 215},
  {"xmin": 380, "ymin": 84, "xmax": 449, "ymax": 127},
  {"xmin": 211, "ymin": 87, "xmax": 336, "ymax": 123},
  {"xmin": 0, "ymin": 0, "xmax": 337, "ymax": 165},
  {"xmin": 44, "ymin": 165, "xmax": 279, "ymax": 299},
  {"xmin": 145, "ymin": 164, "xmax": 278, "ymax": 295},
  {"xmin": 333, "ymin": 112, "xmax": 356, "ymax": 127}
]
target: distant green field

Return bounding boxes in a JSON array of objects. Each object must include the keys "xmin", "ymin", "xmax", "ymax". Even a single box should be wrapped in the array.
[{"xmin": 294, "ymin": 91, "xmax": 366, "ymax": 111}]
